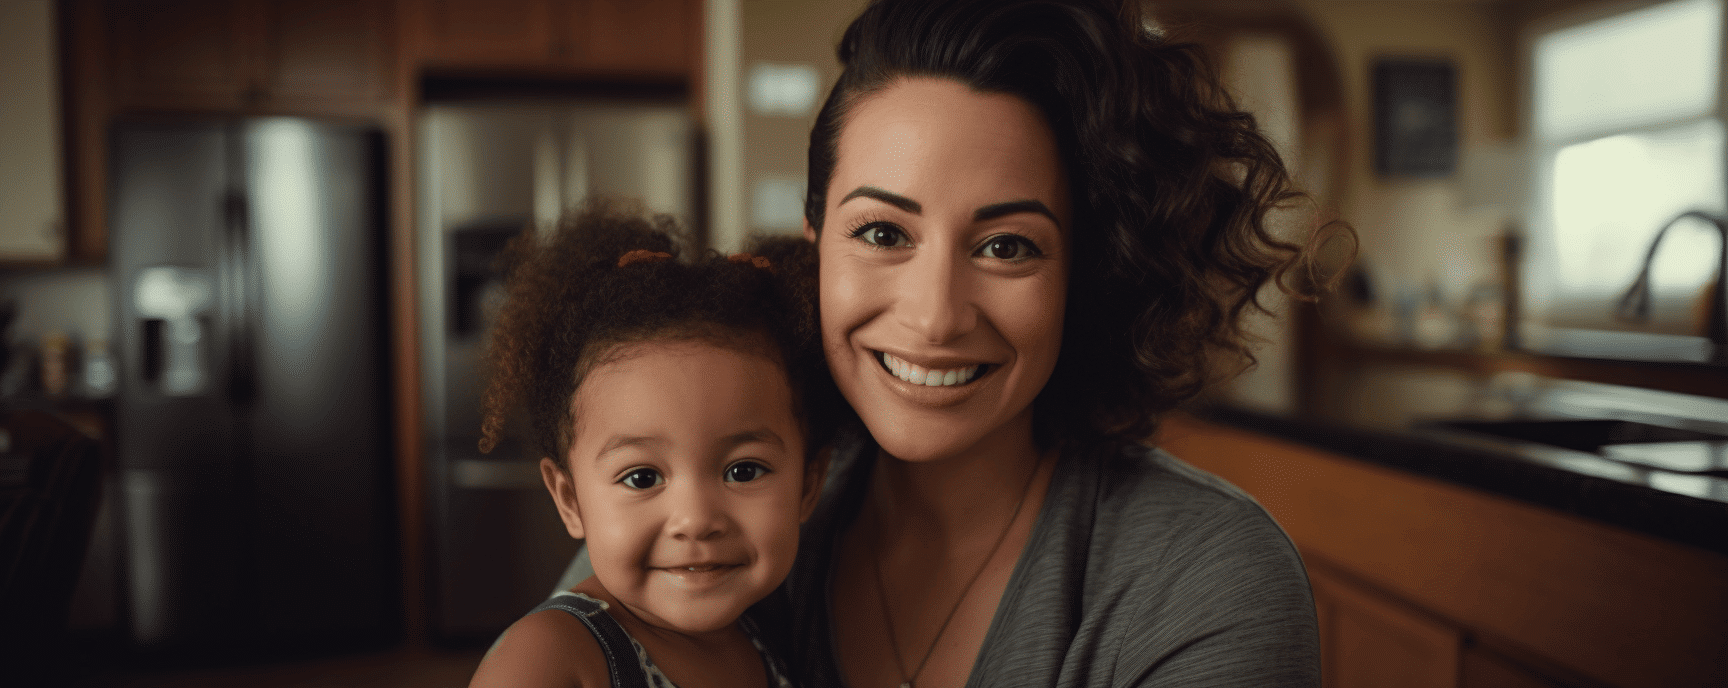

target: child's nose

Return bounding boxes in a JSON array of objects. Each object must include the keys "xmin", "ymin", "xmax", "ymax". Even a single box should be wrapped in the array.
[{"xmin": 664, "ymin": 484, "xmax": 730, "ymax": 541}]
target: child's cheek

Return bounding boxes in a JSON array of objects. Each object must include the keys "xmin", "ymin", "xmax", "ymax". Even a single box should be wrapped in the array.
[
  {"xmin": 756, "ymin": 484, "xmax": 806, "ymax": 581},
  {"xmin": 586, "ymin": 500, "xmax": 657, "ymax": 589}
]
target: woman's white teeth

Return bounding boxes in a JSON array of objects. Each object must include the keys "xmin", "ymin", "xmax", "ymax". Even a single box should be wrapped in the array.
[{"xmin": 880, "ymin": 352, "xmax": 980, "ymax": 387}]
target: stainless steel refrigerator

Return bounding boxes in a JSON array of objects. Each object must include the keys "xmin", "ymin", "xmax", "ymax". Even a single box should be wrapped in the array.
[
  {"xmin": 109, "ymin": 118, "xmax": 398, "ymax": 656},
  {"xmin": 417, "ymin": 101, "xmax": 696, "ymax": 641}
]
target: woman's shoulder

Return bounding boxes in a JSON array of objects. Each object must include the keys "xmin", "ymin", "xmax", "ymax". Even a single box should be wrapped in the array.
[
  {"xmin": 1049, "ymin": 441, "xmax": 1320, "ymax": 683},
  {"xmin": 1085, "ymin": 441, "xmax": 1283, "ymax": 528},
  {"xmin": 467, "ymin": 593, "xmax": 613, "ymax": 688},
  {"xmin": 1067, "ymin": 440, "xmax": 1310, "ymax": 595}
]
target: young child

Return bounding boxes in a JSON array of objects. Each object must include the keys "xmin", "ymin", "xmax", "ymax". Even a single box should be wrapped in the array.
[{"xmin": 468, "ymin": 201, "xmax": 834, "ymax": 688}]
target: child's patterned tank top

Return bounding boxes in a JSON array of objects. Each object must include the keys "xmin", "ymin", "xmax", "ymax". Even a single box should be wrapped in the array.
[{"xmin": 525, "ymin": 591, "xmax": 796, "ymax": 688}]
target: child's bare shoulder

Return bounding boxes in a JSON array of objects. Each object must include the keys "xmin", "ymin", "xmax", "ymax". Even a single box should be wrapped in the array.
[{"xmin": 468, "ymin": 603, "xmax": 612, "ymax": 688}]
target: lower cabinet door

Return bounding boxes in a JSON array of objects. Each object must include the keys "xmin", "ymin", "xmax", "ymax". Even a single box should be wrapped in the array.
[{"xmin": 1311, "ymin": 564, "xmax": 1462, "ymax": 688}]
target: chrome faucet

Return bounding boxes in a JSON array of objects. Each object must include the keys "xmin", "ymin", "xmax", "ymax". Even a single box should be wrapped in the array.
[{"xmin": 1615, "ymin": 211, "xmax": 1728, "ymax": 364}]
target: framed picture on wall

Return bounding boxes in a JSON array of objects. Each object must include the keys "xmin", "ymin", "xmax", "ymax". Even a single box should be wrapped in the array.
[{"xmin": 1373, "ymin": 57, "xmax": 1457, "ymax": 177}]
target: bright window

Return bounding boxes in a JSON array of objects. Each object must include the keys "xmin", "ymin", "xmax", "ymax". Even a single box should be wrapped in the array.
[{"xmin": 1528, "ymin": 0, "xmax": 1725, "ymax": 339}]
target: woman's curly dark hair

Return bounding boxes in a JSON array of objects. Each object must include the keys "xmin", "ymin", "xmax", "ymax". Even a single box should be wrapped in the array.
[
  {"xmin": 805, "ymin": 0, "xmax": 1351, "ymax": 446},
  {"xmin": 479, "ymin": 199, "xmax": 838, "ymax": 468}
]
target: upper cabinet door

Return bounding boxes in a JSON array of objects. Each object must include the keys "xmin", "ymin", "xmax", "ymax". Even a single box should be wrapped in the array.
[
  {"xmin": 412, "ymin": 0, "xmax": 561, "ymax": 69},
  {"xmin": 105, "ymin": 0, "xmax": 395, "ymax": 112},
  {"xmin": 0, "ymin": 0, "xmax": 64, "ymax": 262},
  {"xmin": 106, "ymin": 0, "xmax": 253, "ymax": 110},
  {"xmin": 259, "ymin": 0, "xmax": 396, "ymax": 108},
  {"xmin": 412, "ymin": 0, "xmax": 696, "ymax": 78},
  {"xmin": 574, "ymin": 0, "xmax": 693, "ymax": 77}
]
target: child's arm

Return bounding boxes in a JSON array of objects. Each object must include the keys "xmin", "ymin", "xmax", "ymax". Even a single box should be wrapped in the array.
[{"xmin": 468, "ymin": 608, "xmax": 613, "ymax": 688}]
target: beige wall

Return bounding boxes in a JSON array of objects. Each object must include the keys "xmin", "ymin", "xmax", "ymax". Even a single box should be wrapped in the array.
[
  {"xmin": 1296, "ymin": 0, "xmax": 1521, "ymax": 315},
  {"xmin": 737, "ymin": 0, "xmax": 869, "ymax": 243}
]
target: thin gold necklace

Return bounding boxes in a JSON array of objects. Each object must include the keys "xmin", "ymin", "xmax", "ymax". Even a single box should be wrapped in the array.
[{"xmin": 866, "ymin": 455, "xmax": 1043, "ymax": 688}]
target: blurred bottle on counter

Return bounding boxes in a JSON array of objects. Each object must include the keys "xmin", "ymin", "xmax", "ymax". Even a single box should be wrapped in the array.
[
  {"xmin": 81, "ymin": 339, "xmax": 116, "ymax": 399},
  {"xmin": 1459, "ymin": 281, "xmax": 1507, "ymax": 351},
  {"xmin": 40, "ymin": 331, "xmax": 70, "ymax": 397},
  {"xmin": 1410, "ymin": 279, "xmax": 1461, "ymax": 349},
  {"xmin": 1498, "ymin": 229, "xmax": 1523, "ymax": 351}
]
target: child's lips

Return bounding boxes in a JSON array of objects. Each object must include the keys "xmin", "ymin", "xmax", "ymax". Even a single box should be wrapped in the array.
[
  {"xmin": 653, "ymin": 562, "xmax": 743, "ymax": 587},
  {"xmin": 658, "ymin": 561, "xmax": 734, "ymax": 572}
]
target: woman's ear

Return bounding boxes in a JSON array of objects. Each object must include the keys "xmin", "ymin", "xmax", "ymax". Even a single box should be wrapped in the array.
[
  {"xmin": 799, "ymin": 447, "xmax": 830, "ymax": 523},
  {"xmin": 541, "ymin": 457, "xmax": 586, "ymax": 540},
  {"xmin": 802, "ymin": 220, "xmax": 817, "ymax": 243}
]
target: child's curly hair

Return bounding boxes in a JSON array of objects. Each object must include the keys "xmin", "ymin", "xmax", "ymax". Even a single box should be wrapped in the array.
[{"xmin": 479, "ymin": 199, "xmax": 837, "ymax": 469}]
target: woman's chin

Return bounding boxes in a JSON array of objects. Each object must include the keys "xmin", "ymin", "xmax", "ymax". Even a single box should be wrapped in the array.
[
  {"xmin": 856, "ymin": 388, "xmax": 1039, "ymax": 464},
  {"xmin": 864, "ymin": 419, "xmax": 991, "ymax": 465}
]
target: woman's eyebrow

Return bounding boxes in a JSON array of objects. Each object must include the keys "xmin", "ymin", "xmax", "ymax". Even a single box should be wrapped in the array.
[
  {"xmin": 840, "ymin": 186, "xmax": 921, "ymax": 214},
  {"xmin": 974, "ymin": 199, "xmax": 1058, "ymax": 225}
]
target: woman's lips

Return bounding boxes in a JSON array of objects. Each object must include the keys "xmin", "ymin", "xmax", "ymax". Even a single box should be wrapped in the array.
[{"xmin": 876, "ymin": 351, "xmax": 991, "ymax": 387}]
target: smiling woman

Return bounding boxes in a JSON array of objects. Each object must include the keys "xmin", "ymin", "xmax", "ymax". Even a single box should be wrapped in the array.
[{"xmin": 757, "ymin": 1, "xmax": 1348, "ymax": 687}]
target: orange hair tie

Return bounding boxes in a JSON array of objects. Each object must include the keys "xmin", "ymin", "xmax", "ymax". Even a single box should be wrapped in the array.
[
  {"xmin": 617, "ymin": 249, "xmax": 672, "ymax": 268},
  {"xmin": 728, "ymin": 252, "xmax": 774, "ymax": 273}
]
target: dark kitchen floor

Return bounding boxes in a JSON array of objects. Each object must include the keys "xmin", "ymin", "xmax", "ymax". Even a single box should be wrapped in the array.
[{"xmin": 63, "ymin": 647, "xmax": 486, "ymax": 688}]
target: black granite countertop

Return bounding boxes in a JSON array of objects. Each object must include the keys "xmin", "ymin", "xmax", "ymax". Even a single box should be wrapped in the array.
[{"xmin": 1186, "ymin": 371, "xmax": 1728, "ymax": 557}]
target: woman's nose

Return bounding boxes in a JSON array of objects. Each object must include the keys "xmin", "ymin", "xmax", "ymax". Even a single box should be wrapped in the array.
[
  {"xmin": 896, "ymin": 250, "xmax": 977, "ymax": 344},
  {"xmin": 664, "ymin": 483, "xmax": 730, "ymax": 542}
]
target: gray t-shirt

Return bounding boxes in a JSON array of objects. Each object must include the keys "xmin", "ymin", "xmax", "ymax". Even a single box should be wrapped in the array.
[{"xmin": 755, "ymin": 437, "xmax": 1320, "ymax": 687}]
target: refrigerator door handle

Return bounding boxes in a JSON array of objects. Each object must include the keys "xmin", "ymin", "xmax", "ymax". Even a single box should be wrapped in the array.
[{"xmin": 222, "ymin": 189, "xmax": 256, "ymax": 404}]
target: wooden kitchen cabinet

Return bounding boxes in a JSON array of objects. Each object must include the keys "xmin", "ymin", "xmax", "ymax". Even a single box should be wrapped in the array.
[
  {"xmin": 410, "ymin": 0, "xmax": 561, "ymax": 68},
  {"xmin": 1157, "ymin": 413, "xmax": 1728, "ymax": 688},
  {"xmin": 574, "ymin": 0, "xmax": 694, "ymax": 76},
  {"xmin": 257, "ymin": 0, "xmax": 397, "ymax": 108},
  {"xmin": 103, "ymin": 0, "xmax": 250, "ymax": 111},
  {"xmin": 1461, "ymin": 645, "xmax": 1573, "ymax": 688},
  {"xmin": 410, "ymin": 0, "xmax": 694, "ymax": 78},
  {"xmin": 1, "ymin": 0, "xmax": 65, "ymax": 263},
  {"xmin": 1311, "ymin": 565, "xmax": 1462, "ymax": 688},
  {"xmin": 103, "ymin": 0, "xmax": 395, "ymax": 113}
]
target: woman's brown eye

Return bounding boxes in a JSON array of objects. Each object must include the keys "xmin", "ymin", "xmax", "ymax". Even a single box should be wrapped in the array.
[
  {"xmin": 983, "ymin": 236, "xmax": 1036, "ymax": 260},
  {"xmin": 850, "ymin": 222, "xmax": 908, "ymax": 248}
]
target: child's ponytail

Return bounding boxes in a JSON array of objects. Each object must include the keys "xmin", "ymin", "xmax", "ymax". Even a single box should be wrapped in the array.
[{"xmin": 478, "ymin": 199, "xmax": 839, "ymax": 468}]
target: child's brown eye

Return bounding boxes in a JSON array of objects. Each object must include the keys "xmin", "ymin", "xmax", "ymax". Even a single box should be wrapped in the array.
[
  {"xmin": 620, "ymin": 468, "xmax": 663, "ymax": 490},
  {"xmin": 724, "ymin": 462, "xmax": 769, "ymax": 483}
]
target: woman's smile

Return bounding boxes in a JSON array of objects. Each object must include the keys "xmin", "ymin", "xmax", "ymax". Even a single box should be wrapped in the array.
[{"xmin": 875, "ymin": 351, "xmax": 991, "ymax": 387}]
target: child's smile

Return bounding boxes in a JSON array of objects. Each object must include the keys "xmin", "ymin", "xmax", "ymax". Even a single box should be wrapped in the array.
[{"xmin": 543, "ymin": 338, "xmax": 821, "ymax": 636}]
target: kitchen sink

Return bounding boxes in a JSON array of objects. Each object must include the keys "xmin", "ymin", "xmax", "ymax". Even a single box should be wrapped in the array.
[
  {"xmin": 1428, "ymin": 418, "xmax": 1728, "ymax": 476},
  {"xmin": 1434, "ymin": 419, "xmax": 1728, "ymax": 452}
]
